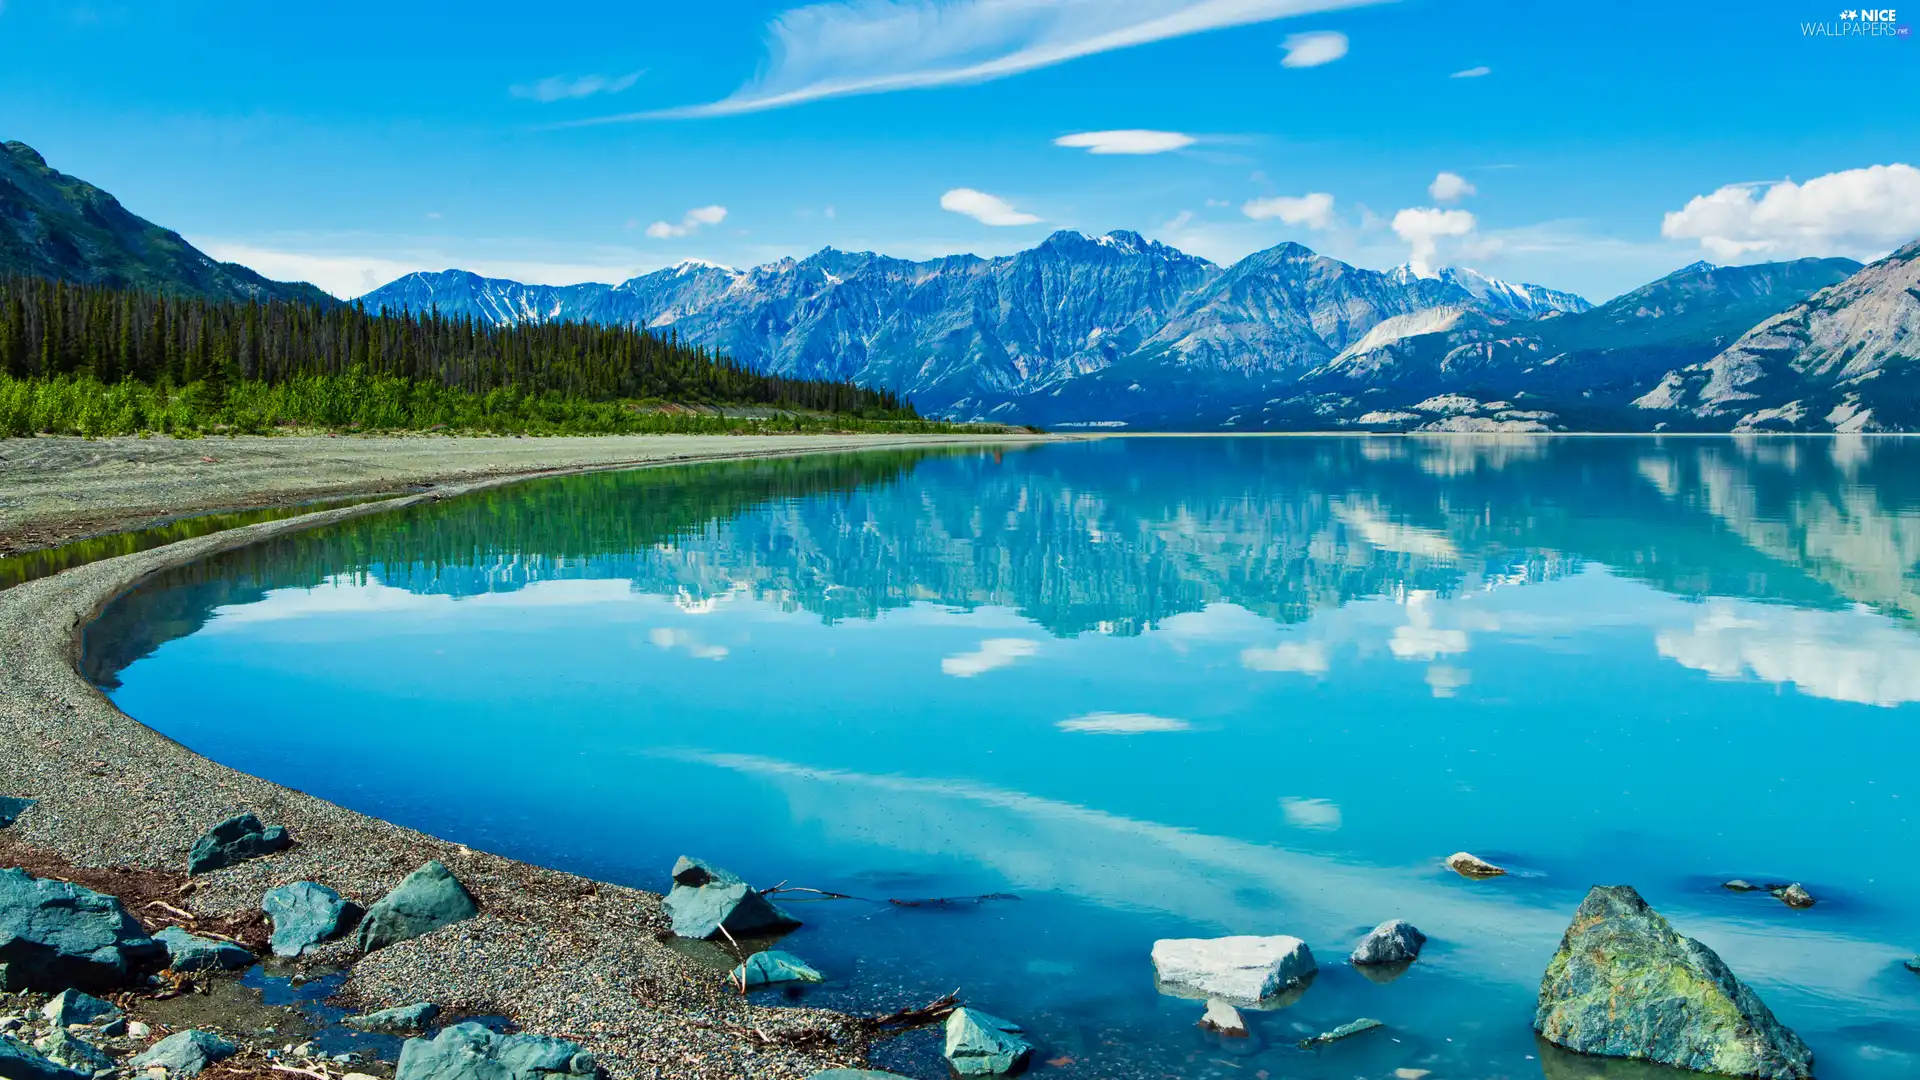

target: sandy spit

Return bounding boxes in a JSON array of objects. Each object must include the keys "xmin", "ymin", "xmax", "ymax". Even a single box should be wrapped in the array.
[{"xmin": 0, "ymin": 432, "xmax": 1053, "ymax": 1078}]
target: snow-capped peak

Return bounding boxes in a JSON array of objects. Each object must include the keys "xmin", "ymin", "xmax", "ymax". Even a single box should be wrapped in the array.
[
  {"xmin": 672, "ymin": 258, "xmax": 739, "ymax": 275},
  {"xmin": 1388, "ymin": 263, "xmax": 1591, "ymax": 317}
]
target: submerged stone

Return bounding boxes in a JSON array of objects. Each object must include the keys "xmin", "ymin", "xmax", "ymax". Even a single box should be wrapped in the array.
[
  {"xmin": 42, "ymin": 989, "xmax": 122, "ymax": 1027},
  {"xmin": 34, "ymin": 1029, "xmax": 115, "ymax": 1073},
  {"xmin": 345, "ymin": 1002, "xmax": 441, "ymax": 1034},
  {"xmin": 1300, "ymin": 1017, "xmax": 1383, "ymax": 1047},
  {"xmin": 1351, "ymin": 920, "xmax": 1427, "ymax": 966},
  {"xmin": 1534, "ymin": 885, "xmax": 1813, "ymax": 1079},
  {"xmin": 943, "ymin": 1008, "xmax": 1032, "ymax": 1077},
  {"xmin": 1445, "ymin": 852, "xmax": 1507, "ymax": 878},
  {"xmin": 0, "ymin": 868, "xmax": 165, "ymax": 991},
  {"xmin": 358, "ymin": 862, "xmax": 478, "ymax": 953},
  {"xmin": 1773, "ymin": 884, "xmax": 1815, "ymax": 909},
  {"xmin": 264, "ymin": 882, "xmax": 360, "ymax": 958},
  {"xmin": 395, "ymin": 1022, "xmax": 596, "ymax": 1080},
  {"xmin": 661, "ymin": 857, "xmax": 800, "ymax": 941},
  {"xmin": 0, "ymin": 1034, "xmax": 87, "ymax": 1080},
  {"xmin": 131, "ymin": 1030, "xmax": 239, "ymax": 1078},
  {"xmin": 1151, "ymin": 935, "xmax": 1317, "ymax": 1004},
  {"xmin": 1722, "ymin": 880, "xmax": 1761, "ymax": 893},
  {"xmin": 155, "ymin": 926, "xmax": 256, "ymax": 972},
  {"xmin": 0, "ymin": 797, "xmax": 33, "ymax": 829},
  {"xmin": 1199, "ymin": 999, "xmax": 1248, "ymax": 1038},
  {"xmin": 730, "ymin": 950, "xmax": 824, "ymax": 990},
  {"xmin": 187, "ymin": 813, "xmax": 292, "ymax": 874}
]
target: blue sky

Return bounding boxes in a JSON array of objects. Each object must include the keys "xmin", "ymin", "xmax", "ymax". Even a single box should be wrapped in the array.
[{"xmin": 4, "ymin": 0, "xmax": 1915, "ymax": 300}]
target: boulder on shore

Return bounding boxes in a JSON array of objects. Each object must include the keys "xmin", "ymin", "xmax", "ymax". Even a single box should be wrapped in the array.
[
  {"xmin": 1351, "ymin": 920, "xmax": 1427, "ymax": 966},
  {"xmin": 661, "ymin": 857, "xmax": 800, "ymax": 941},
  {"xmin": 156, "ymin": 926, "xmax": 256, "ymax": 972},
  {"xmin": 358, "ymin": 862, "xmax": 478, "ymax": 953},
  {"xmin": 1534, "ymin": 885, "xmax": 1813, "ymax": 1079},
  {"xmin": 0, "ymin": 1034, "xmax": 87, "ymax": 1080},
  {"xmin": 188, "ymin": 813, "xmax": 292, "ymax": 874},
  {"xmin": 730, "ymin": 950, "xmax": 825, "ymax": 990},
  {"xmin": 0, "ymin": 867, "xmax": 165, "ymax": 991},
  {"xmin": 395, "ymin": 1022, "xmax": 597, "ymax": 1080},
  {"xmin": 1151, "ymin": 935, "xmax": 1317, "ymax": 1004},
  {"xmin": 131, "ymin": 1030, "xmax": 239, "ymax": 1079},
  {"xmin": 264, "ymin": 882, "xmax": 361, "ymax": 958},
  {"xmin": 42, "ymin": 989, "xmax": 121, "ymax": 1026},
  {"xmin": 943, "ymin": 1008, "xmax": 1032, "ymax": 1077},
  {"xmin": 34, "ymin": 1029, "xmax": 114, "ymax": 1073},
  {"xmin": 345, "ymin": 1002, "xmax": 441, "ymax": 1034}
]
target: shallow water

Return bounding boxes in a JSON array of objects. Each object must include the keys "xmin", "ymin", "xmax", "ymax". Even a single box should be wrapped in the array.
[{"xmin": 87, "ymin": 437, "xmax": 1920, "ymax": 1079}]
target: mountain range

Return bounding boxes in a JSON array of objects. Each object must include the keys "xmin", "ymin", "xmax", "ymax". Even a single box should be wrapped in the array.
[
  {"xmin": 0, "ymin": 141, "xmax": 330, "ymax": 306},
  {"xmin": 4, "ymin": 138, "xmax": 1915, "ymax": 432}
]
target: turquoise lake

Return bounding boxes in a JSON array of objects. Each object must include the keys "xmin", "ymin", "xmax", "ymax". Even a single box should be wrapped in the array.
[{"xmin": 85, "ymin": 436, "xmax": 1920, "ymax": 1079}]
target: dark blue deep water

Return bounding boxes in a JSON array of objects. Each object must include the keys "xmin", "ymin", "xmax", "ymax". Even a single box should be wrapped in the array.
[{"xmin": 86, "ymin": 437, "xmax": 1920, "ymax": 1079}]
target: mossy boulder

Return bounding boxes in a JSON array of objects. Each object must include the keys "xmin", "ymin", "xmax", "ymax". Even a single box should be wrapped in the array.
[{"xmin": 1534, "ymin": 886, "xmax": 1812, "ymax": 1079}]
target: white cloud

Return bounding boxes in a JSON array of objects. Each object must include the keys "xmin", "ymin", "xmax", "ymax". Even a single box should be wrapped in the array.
[
  {"xmin": 1429, "ymin": 171, "xmax": 1476, "ymax": 202},
  {"xmin": 1240, "ymin": 641, "xmax": 1329, "ymax": 674},
  {"xmin": 1450, "ymin": 65, "xmax": 1490, "ymax": 78},
  {"xmin": 942, "ymin": 638, "xmax": 1039, "ymax": 677},
  {"xmin": 1657, "ymin": 602, "xmax": 1920, "ymax": 708},
  {"xmin": 1391, "ymin": 206, "xmax": 1478, "ymax": 275},
  {"xmin": 1389, "ymin": 591, "xmax": 1469, "ymax": 661},
  {"xmin": 1056, "ymin": 712, "xmax": 1192, "ymax": 735},
  {"xmin": 192, "ymin": 241, "xmax": 648, "ymax": 299},
  {"xmin": 1660, "ymin": 163, "xmax": 1920, "ymax": 262},
  {"xmin": 941, "ymin": 187, "xmax": 1041, "ymax": 226},
  {"xmin": 1279, "ymin": 796, "xmax": 1342, "ymax": 831},
  {"xmin": 645, "ymin": 205, "xmax": 729, "ymax": 239},
  {"xmin": 511, "ymin": 71, "xmax": 643, "ymax": 102},
  {"xmin": 1242, "ymin": 191, "xmax": 1335, "ymax": 229},
  {"xmin": 1053, "ymin": 129, "xmax": 1196, "ymax": 155},
  {"xmin": 1425, "ymin": 664, "xmax": 1470, "ymax": 698},
  {"xmin": 617, "ymin": 0, "xmax": 1387, "ymax": 119},
  {"xmin": 1279, "ymin": 29, "xmax": 1348, "ymax": 67},
  {"xmin": 649, "ymin": 626, "xmax": 729, "ymax": 660}
]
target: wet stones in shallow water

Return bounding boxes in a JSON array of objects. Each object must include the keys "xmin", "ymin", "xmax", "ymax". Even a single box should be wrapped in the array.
[
  {"xmin": 34, "ymin": 1029, "xmax": 114, "ymax": 1073},
  {"xmin": 1534, "ymin": 885, "xmax": 1814, "ymax": 1079},
  {"xmin": 1445, "ymin": 852, "xmax": 1507, "ymax": 878},
  {"xmin": 0, "ymin": 797, "xmax": 33, "ymax": 829},
  {"xmin": 0, "ymin": 1034, "xmax": 88, "ymax": 1080},
  {"xmin": 155, "ymin": 926, "xmax": 256, "ymax": 972},
  {"xmin": 1151, "ymin": 935, "xmax": 1317, "ymax": 1004},
  {"xmin": 1773, "ymin": 884, "xmax": 1815, "ymax": 909},
  {"xmin": 42, "ymin": 989, "xmax": 122, "ymax": 1027},
  {"xmin": 1351, "ymin": 920, "xmax": 1427, "ymax": 966},
  {"xmin": 264, "ymin": 882, "xmax": 360, "ymax": 958},
  {"xmin": 0, "ymin": 867, "xmax": 165, "ymax": 991},
  {"xmin": 1199, "ymin": 999, "xmax": 1248, "ymax": 1038},
  {"xmin": 808, "ymin": 1073, "xmax": 915, "ymax": 1080},
  {"xmin": 1300, "ymin": 1017, "xmax": 1384, "ymax": 1048},
  {"xmin": 1905, "ymin": 958, "xmax": 1920, "ymax": 974},
  {"xmin": 345, "ymin": 1002, "xmax": 441, "ymax": 1034},
  {"xmin": 395, "ymin": 1021, "xmax": 597, "ymax": 1080},
  {"xmin": 187, "ymin": 813, "xmax": 292, "ymax": 874},
  {"xmin": 358, "ymin": 861, "xmax": 478, "ymax": 953},
  {"xmin": 660, "ymin": 857, "xmax": 801, "ymax": 940},
  {"xmin": 730, "ymin": 949, "xmax": 824, "ymax": 989},
  {"xmin": 1722, "ymin": 880, "xmax": 1762, "ymax": 893},
  {"xmin": 131, "ymin": 1030, "xmax": 240, "ymax": 1079},
  {"xmin": 943, "ymin": 1008, "xmax": 1033, "ymax": 1077}
]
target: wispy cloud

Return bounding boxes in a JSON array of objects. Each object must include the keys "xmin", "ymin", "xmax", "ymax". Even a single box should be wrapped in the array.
[
  {"xmin": 1279, "ymin": 796, "xmax": 1342, "ymax": 830},
  {"xmin": 941, "ymin": 187, "xmax": 1041, "ymax": 226},
  {"xmin": 1450, "ymin": 65, "xmax": 1491, "ymax": 78},
  {"xmin": 1242, "ymin": 191, "xmax": 1335, "ymax": 228},
  {"xmin": 1279, "ymin": 29, "xmax": 1348, "ymax": 67},
  {"xmin": 611, "ymin": 0, "xmax": 1387, "ymax": 120},
  {"xmin": 1057, "ymin": 712, "xmax": 1192, "ymax": 735},
  {"xmin": 646, "ymin": 205, "xmax": 728, "ymax": 239},
  {"xmin": 1053, "ymin": 129, "xmax": 1195, "ymax": 155},
  {"xmin": 511, "ymin": 71, "xmax": 644, "ymax": 103},
  {"xmin": 649, "ymin": 627, "xmax": 729, "ymax": 660},
  {"xmin": 942, "ymin": 638, "xmax": 1039, "ymax": 677}
]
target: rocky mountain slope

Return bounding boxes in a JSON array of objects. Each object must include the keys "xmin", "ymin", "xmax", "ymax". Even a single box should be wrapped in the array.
[
  {"xmin": 362, "ymin": 233, "xmax": 1588, "ymax": 425},
  {"xmin": 1633, "ymin": 240, "xmax": 1920, "ymax": 432},
  {"xmin": 0, "ymin": 141, "xmax": 331, "ymax": 305}
]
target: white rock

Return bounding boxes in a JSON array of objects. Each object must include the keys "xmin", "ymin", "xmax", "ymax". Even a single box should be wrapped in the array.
[
  {"xmin": 127, "ymin": 1021, "xmax": 151, "ymax": 1039},
  {"xmin": 1151, "ymin": 935, "xmax": 1317, "ymax": 1002},
  {"xmin": 1199, "ymin": 998, "xmax": 1248, "ymax": 1037}
]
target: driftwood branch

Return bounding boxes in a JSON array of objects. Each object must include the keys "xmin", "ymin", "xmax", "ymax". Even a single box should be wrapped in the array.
[{"xmin": 859, "ymin": 990, "xmax": 962, "ymax": 1031}]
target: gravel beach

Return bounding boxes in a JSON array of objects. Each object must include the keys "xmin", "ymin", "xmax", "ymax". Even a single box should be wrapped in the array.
[{"xmin": 0, "ymin": 432, "xmax": 1050, "ymax": 1078}]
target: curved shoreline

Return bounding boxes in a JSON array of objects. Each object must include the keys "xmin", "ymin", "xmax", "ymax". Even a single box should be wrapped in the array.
[{"xmin": 0, "ymin": 432, "xmax": 1052, "ymax": 1079}]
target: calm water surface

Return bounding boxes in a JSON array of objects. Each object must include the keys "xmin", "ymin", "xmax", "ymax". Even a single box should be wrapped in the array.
[{"xmin": 87, "ymin": 437, "xmax": 1920, "ymax": 1080}]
